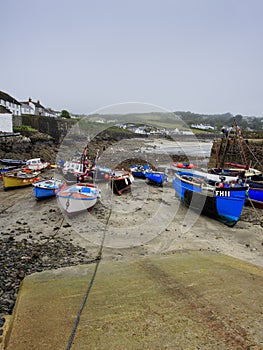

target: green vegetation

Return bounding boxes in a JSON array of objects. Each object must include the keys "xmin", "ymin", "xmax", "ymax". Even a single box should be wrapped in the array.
[
  {"xmin": 87, "ymin": 112, "xmax": 188, "ymax": 130},
  {"xmin": 106, "ymin": 125, "xmax": 134, "ymax": 134},
  {"xmin": 85, "ymin": 111, "xmax": 263, "ymax": 132},
  {"xmin": 60, "ymin": 109, "xmax": 71, "ymax": 118},
  {"xmin": 13, "ymin": 125, "xmax": 37, "ymax": 132},
  {"xmin": 177, "ymin": 111, "xmax": 263, "ymax": 131}
]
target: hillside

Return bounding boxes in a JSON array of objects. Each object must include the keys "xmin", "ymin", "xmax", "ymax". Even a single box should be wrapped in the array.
[{"xmin": 86, "ymin": 112, "xmax": 263, "ymax": 132}]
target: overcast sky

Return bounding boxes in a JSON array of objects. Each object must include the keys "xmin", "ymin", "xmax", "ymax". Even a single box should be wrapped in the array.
[{"xmin": 1, "ymin": 0, "xmax": 263, "ymax": 116}]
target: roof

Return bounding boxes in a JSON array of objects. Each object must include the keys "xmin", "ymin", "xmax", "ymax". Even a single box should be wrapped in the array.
[
  {"xmin": 20, "ymin": 99, "xmax": 45, "ymax": 109},
  {"xmin": 0, "ymin": 91, "xmax": 21, "ymax": 105},
  {"xmin": 20, "ymin": 102, "xmax": 34, "ymax": 110},
  {"xmin": 0, "ymin": 105, "xmax": 12, "ymax": 114}
]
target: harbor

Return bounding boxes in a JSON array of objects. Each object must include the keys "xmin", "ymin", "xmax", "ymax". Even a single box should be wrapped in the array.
[{"xmin": 0, "ymin": 132, "xmax": 263, "ymax": 349}]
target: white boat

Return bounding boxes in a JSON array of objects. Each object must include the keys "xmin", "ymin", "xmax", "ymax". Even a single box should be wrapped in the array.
[
  {"xmin": 25, "ymin": 158, "xmax": 50, "ymax": 171},
  {"xmin": 62, "ymin": 160, "xmax": 90, "ymax": 182},
  {"xmin": 56, "ymin": 183, "xmax": 100, "ymax": 214}
]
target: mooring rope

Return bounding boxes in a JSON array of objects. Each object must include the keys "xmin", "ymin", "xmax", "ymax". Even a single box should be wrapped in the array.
[{"xmin": 65, "ymin": 184, "xmax": 113, "ymax": 350}]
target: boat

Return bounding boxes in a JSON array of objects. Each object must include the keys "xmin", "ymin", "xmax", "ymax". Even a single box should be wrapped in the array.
[
  {"xmin": 172, "ymin": 172, "xmax": 248, "ymax": 227},
  {"xmin": 130, "ymin": 164, "xmax": 150, "ymax": 178},
  {"xmin": 56, "ymin": 183, "xmax": 100, "ymax": 214},
  {"xmin": 2, "ymin": 170, "xmax": 40, "ymax": 190},
  {"xmin": 145, "ymin": 170, "xmax": 168, "ymax": 186},
  {"xmin": 243, "ymin": 176, "xmax": 263, "ymax": 208},
  {"xmin": 170, "ymin": 162, "xmax": 197, "ymax": 173},
  {"xmin": 25, "ymin": 158, "xmax": 50, "ymax": 171},
  {"xmin": 184, "ymin": 168, "xmax": 239, "ymax": 184},
  {"xmin": 90, "ymin": 166, "xmax": 112, "ymax": 181},
  {"xmin": 62, "ymin": 160, "xmax": 91, "ymax": 182},
  {"xmin": 110, "ymin": 171, "xmax": 134, "ymax": 195},
  {"xmin": 0, "ymin": 165, "xmax": 20, "ymax": 176},
  {"xmin": 246, "ymin": 186, "xmax": 263, "ymax": 209},
  {"xmin": 32, "ymin": 179, "xmax": 65, "ymax": 200},
  {"xmin": 0, "ymin": 158, "xmax": 27, "ymax": 166}
]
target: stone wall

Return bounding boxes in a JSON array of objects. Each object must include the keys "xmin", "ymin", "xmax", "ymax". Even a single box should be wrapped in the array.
[
  {"xmin": 208, "ymin": 137, "xmax": 263, "ymax": 171},
  {"xmin": 13, "ymin": 115, "xmax": 77, "ymax": 143}
]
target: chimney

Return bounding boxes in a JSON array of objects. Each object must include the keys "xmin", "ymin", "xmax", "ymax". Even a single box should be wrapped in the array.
[
  {"xmin": 37, "ymin": 100, "xmax": 40, "ymax": 104},
  {"xmin": 29, "ymin": 97, "xmax": 32, "ymax": 102}
]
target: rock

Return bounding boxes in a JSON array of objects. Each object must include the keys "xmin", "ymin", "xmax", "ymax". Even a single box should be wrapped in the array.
[
  {"xmin": 0, "ymin": 318, "xmax": 5, "ymax": 327},
  {"xmin": 0, "ymin": 237, "xmax": 92, "ymax": 315}
]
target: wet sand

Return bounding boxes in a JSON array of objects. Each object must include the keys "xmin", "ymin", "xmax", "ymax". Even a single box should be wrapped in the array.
[{"xmin": 0, "ymin": 166, "xmax": 262, "ymax": 269}]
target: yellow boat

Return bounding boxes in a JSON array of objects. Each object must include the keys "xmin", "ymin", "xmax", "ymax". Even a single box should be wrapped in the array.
[{"xmin": 2, "ymin": 170, "xmax": 40, "ymax": 190}]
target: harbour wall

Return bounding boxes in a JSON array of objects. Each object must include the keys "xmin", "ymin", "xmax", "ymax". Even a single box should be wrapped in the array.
[
  {"xmin": 13, "ymin": 115, "xmax": 77, "ymax": 143},
  {"xmin": 208, "ymin": 137, "xmax": 263, "ymax": 171}
]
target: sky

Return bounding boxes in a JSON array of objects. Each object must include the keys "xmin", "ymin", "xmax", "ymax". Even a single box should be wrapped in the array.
[{"xmin": 1, "ymin": 0, "xmax": 263, "ymax": 116}]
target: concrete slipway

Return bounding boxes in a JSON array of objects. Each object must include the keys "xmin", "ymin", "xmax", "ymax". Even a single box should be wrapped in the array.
[{"xmin": 3, "ymin": 251, "xmax": 263, "ymax": 350}]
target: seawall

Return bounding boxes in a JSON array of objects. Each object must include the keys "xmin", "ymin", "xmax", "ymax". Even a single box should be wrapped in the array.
[
  {"xmin": 13, "ymin": 115, "xmax": 77, "ymax": 143},
  {"xmin": 208, "ymin": 135, "xmax": 263, "ymax": 171}
]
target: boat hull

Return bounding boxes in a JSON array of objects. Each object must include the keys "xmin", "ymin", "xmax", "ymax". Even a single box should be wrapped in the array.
[
  {"xmin": 33, "ymin": 179, "xmax": 64, "ymax": 200},
  {"xmin": 145, "ymin": 171, "xmax": 168, "ymax": 185},
  {"xmin": 0, "ymin": 159, "xmax": 26, "ymax": 166},
  {"xmin": 130, "ymin": 164, "xmax": 150, "ymax": 178},
  {"xmin": 247, "ymin": 187, "xmax": 263, "ymax": 208},
  {"xmin": 110, "ymin": 173, "xmax": 133, "ymax": 195},
  {"xmin": 3, "ymin": 172, "xmax": 40, "ymax": 190},
  {"xmin": 172, "ymin": 173, "xmax": 247, "ymax": 227},
  {"xmin": 91, "ymin": 166, "xmax": 112, "ymax": 181},
  {"xmin": 33, "ymin": 187, "xmax": 57, "ymax": 199},
  {"xmin": 56, "ymin": 183, "xmax": 99, "ymax": 214}
]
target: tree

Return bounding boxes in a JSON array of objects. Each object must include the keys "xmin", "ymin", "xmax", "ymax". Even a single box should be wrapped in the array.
[{"xmin": 61, "ymin": 110, "xmax": 71, "ymax": 119}]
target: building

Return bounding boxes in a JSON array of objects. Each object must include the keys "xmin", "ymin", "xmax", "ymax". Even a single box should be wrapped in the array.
[
  {"xmin": 20, "ymin": 98, "xmax": 46, "ymax": 116},
  {"xmin": 0, "ymin": 105, "xmax": 13, "ymax": 132},
  {"xmin": 21, "ymin": 101, "xmax": 34, "ymax": 115},
  {"xmin": 20, "ymin": 98, "xmax": 60, "ymax": 117},
  {"xmin": 0, "ymin": 90, "xmax": 21, "ymax": 116}
]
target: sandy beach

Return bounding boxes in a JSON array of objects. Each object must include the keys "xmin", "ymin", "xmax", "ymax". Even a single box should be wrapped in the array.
[
  {"xmin": 1, "ymin": 137, "xmax": 263, "ymax": 349},
  {"xmin": 1, "ymin": 142, "xmax": 262, "ymax": 268}
]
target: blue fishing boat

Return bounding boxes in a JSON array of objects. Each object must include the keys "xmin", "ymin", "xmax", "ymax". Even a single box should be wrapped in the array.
[
  {"xmin": 172, "ymin": 172, "xmax": 248, "ymax": 227},
  {"xmin": 0, "ymin": 158, "xmax": 27, "ymax": 166},
  {"xmin": 130, "ymin": 164, "xmax": 150, "ymax": 178},
  {"xmin": 145, "ymin": 170, "xmax": 168, "ymax": 186},
  {"xmin": 32, "ymin": 179, "xmax": 65, "ymax": 200},
  {"xmin": 247, "ymin": 187, "xmax": 263, "ymax": 208},
  {"xmin": 246, "ymin": 180, "xmax": 263, "ymax": 208}
]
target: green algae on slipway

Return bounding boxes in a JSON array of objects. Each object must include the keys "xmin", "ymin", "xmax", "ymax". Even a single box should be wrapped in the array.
[{"xmin": 4, "ymin": 251, "xmax": 263, "ymax": 350}]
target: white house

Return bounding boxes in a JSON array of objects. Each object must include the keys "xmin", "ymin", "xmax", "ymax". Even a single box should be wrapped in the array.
[
  {"xmin": 21, "ymin": 101, "xmax": 34, "ymax": 115},
  {"xmin": 0, "ymin": 91, "xmax": 21, "ymax": 116},
  {"xmin": 20, "ymin": 98, "xmax": 57, "ymax": 117},
  {"xmin": 45, "ymin": 108, "xmax": 61, "ymax": 117},
  {"xmin": 20, "ymin": 98, "xmax": 46, "ymax": 116},
  {"xmin": 0, "ymin": 105, "xmax": 13, "ymax": 132}
]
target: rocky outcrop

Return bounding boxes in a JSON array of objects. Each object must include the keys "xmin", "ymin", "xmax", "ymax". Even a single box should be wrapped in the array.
[{"xmin": 0, "ymin": 133, "xmax": 58, "ymax": 164}]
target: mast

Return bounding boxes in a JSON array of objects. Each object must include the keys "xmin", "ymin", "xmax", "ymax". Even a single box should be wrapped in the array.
[{"xmin": 232, "ymin": 118, "xmax": 248, "ymax": 167}]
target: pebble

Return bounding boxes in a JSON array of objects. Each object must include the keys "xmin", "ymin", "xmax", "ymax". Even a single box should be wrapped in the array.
[{"xmin": 0, "ymin": 236, "xmax": 93, "ymax": 315}]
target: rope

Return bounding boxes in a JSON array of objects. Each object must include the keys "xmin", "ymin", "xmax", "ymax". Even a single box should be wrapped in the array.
[
  {"xmin": 65, "ymin": 183, "xmax": 113, "ymax": 350},
  {"xmin": 39, "ymin": 216, "xmax": 65, "ymax": 246}
]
